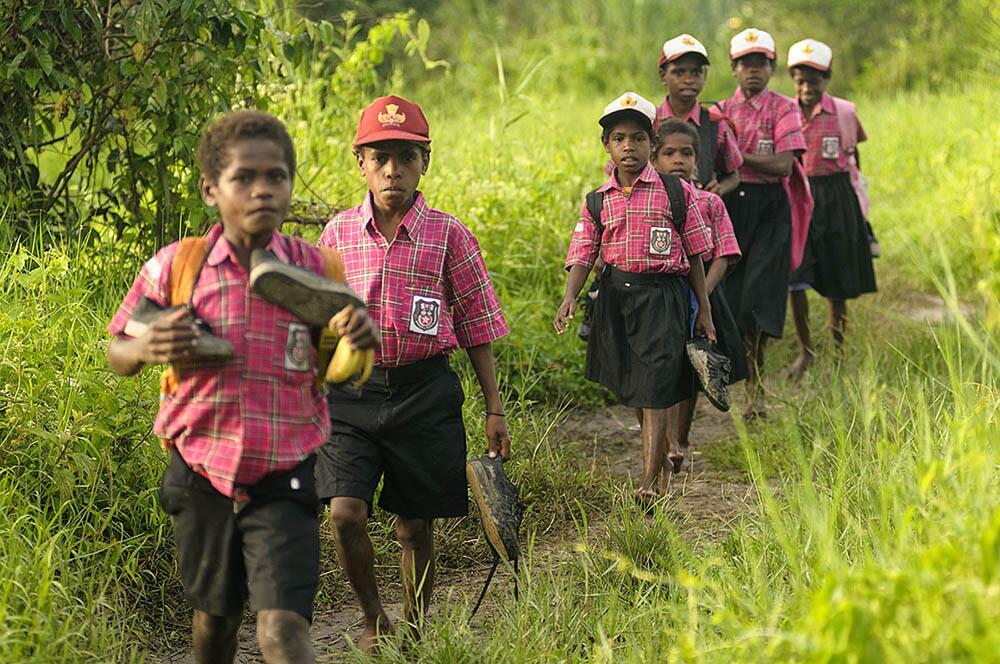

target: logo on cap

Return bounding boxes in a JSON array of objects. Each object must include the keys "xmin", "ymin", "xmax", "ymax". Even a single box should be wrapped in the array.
[
  {"xmin": 682, "ymin": 36, "xmax": 695, "ymax": 46},
  {"xmin": 378, "ymin": 104, "xmax": 406, "ymax": 127},
  {"xmin": 745, "ymin": 31, "xmax": 758, "ymax": 43},
  {"xmin": 622, "ymin": 96, "xmax": 637, "ymax": 107},
  {"xmin": 803, "ymin": 42, "xmax": 814, "ymax": 54}
]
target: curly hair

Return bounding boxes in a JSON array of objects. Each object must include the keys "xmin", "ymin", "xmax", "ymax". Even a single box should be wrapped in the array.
[{"xmin": 197, "ymin": 110, "xmax": 296, "ymax": 182}]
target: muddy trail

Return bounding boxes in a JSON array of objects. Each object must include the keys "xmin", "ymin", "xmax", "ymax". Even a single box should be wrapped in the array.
[{"xmin": 154, "ymin": 398, "xmax": 751, "ymax": 663}]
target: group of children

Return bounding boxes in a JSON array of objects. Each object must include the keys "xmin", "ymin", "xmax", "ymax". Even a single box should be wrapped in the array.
[
  {"xmin": 555, "ymin": 29, "xmax": 876, "ymax": 501},
  {"xmin": 107, "ymin": 25, "xmax": 874, "ymax": 664}
]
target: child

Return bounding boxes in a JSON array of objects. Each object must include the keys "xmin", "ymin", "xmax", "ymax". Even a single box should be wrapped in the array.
[
  {"xmin": 716, "ymin": 28, "xmax": 808, "ymax": 418},
  {"xmin": 107, "ymin": 110, "xmax": 375, "ymax": 664},
  {"xmin": 655, "ymin": 33, "xmax": 743, "ymax": 196},
  {"xmin": 784, "ymin": 39, "xmax": 877, "ymax": 379},
  {"xmin": 652, "ymin": 118, "xmax": 747, "ymax": 480},
  {"xmin": 553, "ymin": 92, "xmax": 716, "ymax": 502},
  {"xmin": 315, "ymin": 95, "xmax": 511, "ymax": 652}
]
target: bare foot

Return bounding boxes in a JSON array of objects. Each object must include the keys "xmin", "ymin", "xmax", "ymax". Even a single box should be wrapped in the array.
[
  {"xmin": 357, "ymin": 614, "xmax": 394, "ymax": 654},
  {"xmin": 783, "ymin": 351, "xmax": 815, "ymax": 381},
  {"xmin": 635, "ymin": 486, "xmax": 659, "ymax": 505},
  {"xmin": 658, "ymin": 468, "xmax": 674, "ymax": 494}
]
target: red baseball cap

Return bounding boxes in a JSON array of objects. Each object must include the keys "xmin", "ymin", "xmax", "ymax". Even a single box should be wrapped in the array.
[{"xmin": 352, "ymin": 95, "xmax": 430, "ymax": 148}]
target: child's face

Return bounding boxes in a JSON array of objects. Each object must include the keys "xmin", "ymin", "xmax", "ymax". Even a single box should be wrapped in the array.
[
  {"xmin": 653, "ymin": 133, "xmax": 697, "ymax": 180},
  {"xmin": 732, "ymin": 53, "xmax": 774, "ymax": 95},
  {"xmin": 659, "ymin": 54, "xmax": 707, "ymax": 104},
  {"xmin": 357, "ymin": 140, "xmax": 429, "ymax": 211},
  {"xmin": 602, "ymin": 118, "xmax": 652, "ymax": 179},
  {"xmin": 200, "ymin": 137, "xmax": 292, "ymax": 241},
  {"xmin": 791, "ymin": 67, "xmax": 830, "ymax": 108}
]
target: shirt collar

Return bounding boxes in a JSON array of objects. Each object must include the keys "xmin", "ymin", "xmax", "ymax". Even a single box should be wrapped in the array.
[
  {"xmin": 360, "ymin": 191, "xmax": 429, "ymax": 240},
  {"xmin": 204, "ymin": 222, "xmax": 288, "ymax": 267},
  {"xmin": 733, "ymin": 86, "xmax": 770, "ymax": 109},
  {"xmin": 819, "ymin": 92, "xmax": 836, "ymax": 116},
  {"xmin": 597, "ymin": 162, "xmax": 658, "ymax": 193},
  {"xmin": 661, "ymin": 97, "xmax": 704, "ymax": 125}
]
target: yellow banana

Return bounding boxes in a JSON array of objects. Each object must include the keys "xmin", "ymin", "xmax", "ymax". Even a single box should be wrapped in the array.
[{"xmin": 322, "ymin": 305, "xmax": 375, "ymax": 387}]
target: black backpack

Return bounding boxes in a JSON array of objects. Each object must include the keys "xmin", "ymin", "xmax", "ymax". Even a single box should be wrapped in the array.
[
  {"xmin": 696, "ymin": 106, "xmax": 720, "ymax": 188},
  {"xmin": 585, "ymin": 172, "xmax": 687, "ymax": 235}
]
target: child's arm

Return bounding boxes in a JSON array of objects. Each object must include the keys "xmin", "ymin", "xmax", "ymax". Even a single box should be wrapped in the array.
[
  {"xmin": 107, "ymin": 307, "xmax": 200, "ymax": 376},
  {"xmin": 741, "ymin": 151, "xmax": 793, "ymax": 177},
  {"xmin": 553, "ymin": 265, "xmax": 591, "ymax": 335},
  {"xmin": 686, "ymin": 255, "xmax": 716, "ymax": 341},
  {"xmin": 466, "ymin": 342, "xmax": 511, "ymax": 461},
  {"xmin": 713, "ymin": 171, "xmax": 740, "ymax": 197},
  {"xmin": 705, "ymin": 258, "xmax": 728, "ymax": 295}
]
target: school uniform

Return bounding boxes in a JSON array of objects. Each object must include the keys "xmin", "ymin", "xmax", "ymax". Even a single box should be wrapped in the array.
[
  {"xmin": 789, "ymin": 95, "xmax": 877, "ymax": 300},
  {"xmin": 655, "ymin": 99, "xmax": 744, "ymax": 185},
  {"xmin": 315, "ymin": 191, "xmax": 508, "ymax": 519},
  {"xmin": 692, "ymin": 187, "xmax": 749, "ymax": 383},
  {"xmin": 109, "ymin": 222, "xmax": 328, "ymax": 621},
  {"xmin": 566, "ymin": 162, "xmax": 714, "ymax": 408},
  {"xmin": 717, "ymin": 86, "xmax": 807, "ymax": 338}
]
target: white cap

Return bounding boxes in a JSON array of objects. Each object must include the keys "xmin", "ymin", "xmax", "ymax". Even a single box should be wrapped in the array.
[
  {"xmin": 787, "ymin": 39, "xmax": 833, "ymax": 71},
  {"xmin": 659, "ymin": 34, "xmax": 710, "ymax": 66},
  {"xmin": 599, "ymin": 92, "xmax": 656, "ymax": 129},
  {"xmin": 730, "ymin": 28, "xmax": 776, "ymax": 60}
]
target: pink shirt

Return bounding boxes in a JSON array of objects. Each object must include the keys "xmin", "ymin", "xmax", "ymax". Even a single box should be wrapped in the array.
[
  {"xmin": 654, "ymin": 98, "xmax": 744, "ymax": 177},
  {"xmin": 109, "ymin": 224, "xmax": 330, "ymax": 498},
  {"xmin": 800, "ymin": 93, "xmax": 867, "ymax": 177},
  {"xmin": 317, "ymin": 192, "xmax": 508, "ymax": 368},
  {"xmin": 717, "ymin": 87, "xmax": 807, "ymax": 184},
  {"xmin": 565, "ymin": 162, "xmax": 713, "ymax": 274},
  {"xmin": 693, "ymin": 188, "xmax": 741, "ymax": 263}
]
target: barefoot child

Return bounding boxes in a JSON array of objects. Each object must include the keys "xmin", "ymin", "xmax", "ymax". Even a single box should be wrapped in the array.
[
  {"xmin": 716, "ymin": 28, "xmax": 808, "ymax": 418},
  {"xmin": 784, "ymin": 39, "xmax": 877, "ymax": 379},
  {"xmin": 554, "ymin": 93, "xmax": 716, "ymax": 502},
  {"xmin": 316, "ymin": 95, "xmax": 511, "ymax": 651},
  {"xmin": 652, "ymin": 119, "xmax": 747, "ymax": 479},
  {"xmin": 107, "ymin": 110, "xmax": 375, "ymax": 664},
  {"xmin": 655, "ymin": 33, "xmax": 743, "ymax": 195}
]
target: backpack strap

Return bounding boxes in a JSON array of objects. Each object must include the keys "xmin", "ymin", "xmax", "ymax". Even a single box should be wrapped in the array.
[
  {"xmin": 318, "ymin": 247, "xmax": 346, "ymax": 283},
  {"xmin": 697, "ymin": 106, "xmax": 719, "ymax": 187},
  {"xmin": 585, "ymin": 189, "xmax": 605, "ymax": 235},
  {"xmin": 658, "ymin": 173, "xmax": 687, "ymax": 232},
  {"xmin": 169, "ymin": 237, "xmax": 210, "ymax": 306}
]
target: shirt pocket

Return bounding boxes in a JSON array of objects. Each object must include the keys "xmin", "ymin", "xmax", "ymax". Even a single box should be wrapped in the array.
[
  {"xmin": 399, "ymin": 274, "xmax": 453, "ymax": 342},
  {"xmin": 643, "ymin": 211, "xmax": 676, "ymax": 258}
]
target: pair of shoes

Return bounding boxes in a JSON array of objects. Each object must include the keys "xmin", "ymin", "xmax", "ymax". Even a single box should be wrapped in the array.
[
  {"xmin": 686, "ymin": 338, "xmax": 732, "ymax": 412},
  {"xmin": 124, "ymin": 298, "xmax": 234, "ymax": 364},
  {"xmin": 249, "ymin": 249, "xmax": 365, "ymax": 326}
]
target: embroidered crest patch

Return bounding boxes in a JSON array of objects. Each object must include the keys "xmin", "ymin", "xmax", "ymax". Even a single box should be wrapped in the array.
[
  {"xmin": 649, "ymin": 226, "xmax": 673, "ymax": 256},
  {"xmin": 756, "ymin": 139, "xmax": 775, "ymax": 155},
  {"xmin": 409, "ymin": 295, "xmax": 441, "ymax": 336},
  {"xmin": 821, "ymin": 136, "xmax": 840, "ymax": 159},
  {"xmin": 284, "ymin": 322, "xmax": 312, "ymax": 371}
]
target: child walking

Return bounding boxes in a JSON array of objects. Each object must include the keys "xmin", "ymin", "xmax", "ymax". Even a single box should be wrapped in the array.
[
  {"xmin": 107, "ymin": 110, "xmax": 375, "ymax": 664},
  {"xmin": 315, "ymin": 96, "xmax": 511, "ymax": 652},
  {"xmin": 655, "ymin": 33, "xmax": 743, "ymax": 196},
  {"xmin": 784, "ymin": 39, "xmax": 877, "ymax": 379},
  {"xmin": 652, "ymin": 119, "xmax": 747, "ymax": 479},
  {"xmin": 554, "ymin": 93, "xmax": 715, "ymax": 502},
  {"xmin": 717, "ymin": 28, "xmax": 808, "ymax": 418}
]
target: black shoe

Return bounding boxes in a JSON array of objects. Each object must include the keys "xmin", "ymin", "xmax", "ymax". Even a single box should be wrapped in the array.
[
  {"xmin": 466, "ymin": 456, "xmax": 522, "ymax": 562},
  {"xmin": 124, "ymin": 297, "xmax": 234, "ymax": 364},
  {"xmin": 686, "ymin": 338, "xmax": 732, "ymax": 412},
  {"xmin": 249, "ymin": 249, "xmax": 365, "ymax": 326}
]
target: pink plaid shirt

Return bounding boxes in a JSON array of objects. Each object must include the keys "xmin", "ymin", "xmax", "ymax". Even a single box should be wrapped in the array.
[
  {"xmin": 693, "ymin": 188, "xmax": 741, "ymax": 263},
  {"xmin": 565, "ymin": 162, "xmax": 713, "ymax": 274},
  {"xmin": 800, "ymin": 93, "xmax": 867, "ymax": 177},
  {"xmin": 655, "ymin": 98, "xmax": 744, "ymax": 177},
  {"xmin": 317, "ymin": 192, "xmax": 508, "ymax": 368},
  {"xmin": 109, "ymin": 224, "xmax": 331, "ymax": 498},
  {"xmin": 718, "ymin": 87, "xmax": 807, "ymax": 184}
]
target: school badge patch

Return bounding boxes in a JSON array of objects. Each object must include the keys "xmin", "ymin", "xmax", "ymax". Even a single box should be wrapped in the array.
[
  {"xmin": 756, "ymin": 139, "xmax": 775, "ymax": 155},
  {"xmin": 284, "ymin": 322, "xmax": 312, "ymax": 371},
  {"xmin": 409, "ymin": 295, "xmax": 441, "ymax": 336},
  {"xmin": 649, "ymin": 226, "xmax": 673, "ymax": 256},
  {"xmin": 822, "ymin": 136, "xmax": 840, "ymax": 159}
]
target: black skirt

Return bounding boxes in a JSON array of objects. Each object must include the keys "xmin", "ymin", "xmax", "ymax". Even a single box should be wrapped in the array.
[
  {"xmin": 585, "ymin": 266, "xmax": 694, "ymax": 409},
  {"xmin": 709, "ymin": 278, "xmax": 749, "ymax": 384},
  {"xmin": 791, "ymin": 172, "xmax": 877, "ymax": 300},
  {"xmin": 722, "ymin": 183, "xmax": 792, "ymax": 339}
]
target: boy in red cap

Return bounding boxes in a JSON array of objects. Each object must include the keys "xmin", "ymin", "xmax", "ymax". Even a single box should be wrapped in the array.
[
  {"xmin": 717, "ymin": 28, "xmax": 808, "ymax": 418},
  {"xmin": 108, "ymin": 110, "xmax": 376, "ymax": 663},
  {"xmin": 655, "ymin": 33, "xmax": 743, "ymax": 196},
  {"xmin": 316, "ymin": 95, "xmax": 510, "ymax": 651}
]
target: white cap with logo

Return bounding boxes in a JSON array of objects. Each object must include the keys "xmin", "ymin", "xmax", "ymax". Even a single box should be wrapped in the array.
[
  {"xmin": 730, "ymin": 28, "xmax": 776, "ymax": 60},
  {"xmin": 660, "ymin": 33, "xmax": 710, "ymax": 66},
  {"xmin": 599, "ymin": 92, "xmax": 656, "ymax": 129},
  {"xmin": 787, "ymin": 39, "xmax": 833, "ymax": 71}
]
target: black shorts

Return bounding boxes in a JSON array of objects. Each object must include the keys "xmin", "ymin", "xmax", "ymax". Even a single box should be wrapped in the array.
[
  {"xmin": 317, "ymin": 355, "xmax": 468, "ymax": 519},
  {"xmin": 158, "ymin": 449, "xmax": 321, "ymax": 621}
]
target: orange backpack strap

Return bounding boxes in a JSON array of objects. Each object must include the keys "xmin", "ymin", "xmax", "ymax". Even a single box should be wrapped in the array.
[
  {"xmin": 318, "ymin": 247, "xmax": 346, "ymax": 283},
  {"xmin": 170, "ymin": 237, "xmax": 210, "ymax": 305}
]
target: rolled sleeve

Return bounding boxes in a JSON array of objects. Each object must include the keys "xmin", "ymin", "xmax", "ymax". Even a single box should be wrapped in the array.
[
  {"xmin": 775, "ymin": 104, "xmax": 807, "ymax": 154},
  {"xmin": 564, "ymin": 202, "xmax": 601, "ymax": 271},
  {"xmin": 679, "ymin": 186, "xmax": 713, "ymax": 258},
  {"xmin": 708, "ymin": 197, "xmax": 741, "ymax": 263},
  {"xmin": 446, "ymin": 226, "xmax": 509, "ymax": 348},
  {"xmin": 108, "ymin": 245, "xmax": 175, "ymax": 336}
]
